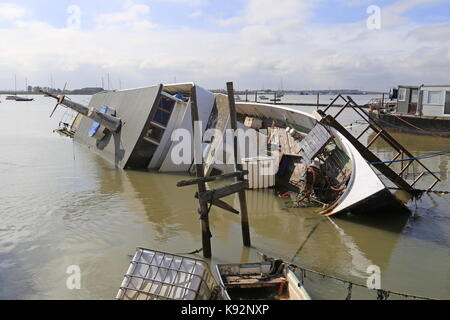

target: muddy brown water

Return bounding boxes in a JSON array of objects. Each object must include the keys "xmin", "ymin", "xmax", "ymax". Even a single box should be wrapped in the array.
[{"xmin": 0, "ymin": 95, "xmax": 448, "ymax": 300}]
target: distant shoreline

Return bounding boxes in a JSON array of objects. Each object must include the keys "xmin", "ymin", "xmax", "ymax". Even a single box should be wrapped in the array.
[
  {"xmin": 0, "ymin": 92, "xmax": 92, "ymax": 96},
  {"xmin": 0, "ymin": 91, "xmax": 384, "ymax": 96}
]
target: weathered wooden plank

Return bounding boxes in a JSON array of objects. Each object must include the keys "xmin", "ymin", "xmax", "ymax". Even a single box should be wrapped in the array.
[
  {"xmin": 194, "ymin": 194, "xmax": 240, "ymax": 215},
  {"xmin": 225, "ymin": 276, "xmax": 286, "ymax": 288},
  {"xmin": 227, "ymin": 82, "xmax": 251, "ymax": 247},
  {"xmin": 190, "ymin": 86, "xmax": 212, "ymax": 258},
  {"xmin": 198, "ymin": 181, "xmax": 248, "ymax": 202},
  {"xmin": 177, "ymin": 171, "xmax": 248, "ymax": 187}
]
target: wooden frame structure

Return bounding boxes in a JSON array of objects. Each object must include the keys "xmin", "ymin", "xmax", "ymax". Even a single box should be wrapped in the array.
[{"xmin": 177, "ymin": 83, "xmax": 251, "ymax": 258}]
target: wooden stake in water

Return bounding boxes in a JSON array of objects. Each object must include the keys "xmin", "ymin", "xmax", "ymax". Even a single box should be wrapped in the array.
[
  {"xmin": 226, "ymin": 82, "xmax": 251, "ymax": 247},
  {"xmin": 190, "ymin": 86, "xmax": 212, "ymax": 258}
]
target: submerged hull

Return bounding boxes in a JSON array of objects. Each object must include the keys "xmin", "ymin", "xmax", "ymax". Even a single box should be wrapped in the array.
[
  {"xmin": 330, "ymin": 188, "xmax": 410, "ymax": 217},
  {"xmin": 235, "ymin": 102, "xmax": 406, "ymax": 217}
]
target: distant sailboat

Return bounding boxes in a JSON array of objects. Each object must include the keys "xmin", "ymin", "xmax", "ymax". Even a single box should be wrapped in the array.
[
  {"xmin": 277, "ymin": 78, "xmax": 285, "ymax": 98},
  {"xmin": 15, "ymin": 96, "xmax": 34, "ymax": 102},
  {"xmin": 6, "ymin": 75, "xmax": 18, "ymax": 100},
  {"xmin": 9, "ymin": 75, "xmax": 34, "ymax": 101}
]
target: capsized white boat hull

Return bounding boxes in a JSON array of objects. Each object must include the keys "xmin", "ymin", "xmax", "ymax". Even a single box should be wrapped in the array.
[{"xmin": 235, "ymin": 102, "xmax": 406, "ymax": 216}]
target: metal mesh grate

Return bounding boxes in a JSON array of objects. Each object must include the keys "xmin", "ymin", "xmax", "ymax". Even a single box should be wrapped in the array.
[
  {"xmin": 298, "ymin": 124, "xmax": 332, "ymax": 162},
  {"xmin": 117, "ymin": 248, "xmax": 217, "ymax": 300}
]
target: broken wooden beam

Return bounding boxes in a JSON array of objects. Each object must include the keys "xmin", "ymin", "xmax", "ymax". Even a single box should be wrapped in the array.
[
  {"xmin": 194, "ymin": 194, "xmax": 240, "ymax": 215},
  {"xmin": 198, "ymin": 181, "xmax": 249, "ymax": 202},
  {"xmin": 177, "ymin": 171, "xmax": 248, "ymax": 187}
]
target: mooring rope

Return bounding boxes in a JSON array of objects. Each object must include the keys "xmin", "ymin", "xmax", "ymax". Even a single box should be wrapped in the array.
[
  {"xmin": 290, "ymin": 220, "xmax": 324, "ymax": 262},
  {"xmin": 375, "ymin": 117, "xmax": 450, "ymax": 136},
  {"xmin": 287, "ymin": 215, "xmax": 439, "ymax": 300},
  {"xmin": 176, "ymin": 248, "xmax": 204, "ymax": 255},
  {"xmin": 392, "ymin": 114, "xmax": 429, "ymax": 132},
  {"xmin": 288, "ymin": 263, "xmax": 438, "ymax": 300},
  {"xmin": 388, "ymin": 187, "xmax": 450, "ymax": 195},
  {"xmin": 370, "ymin": 148, "xmax": 450, "ymax": 165}
]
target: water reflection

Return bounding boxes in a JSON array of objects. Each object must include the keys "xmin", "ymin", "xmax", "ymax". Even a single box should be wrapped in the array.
[{"xmin": 368, "ymin": 131, "xmax": 450, "ymax": 190}]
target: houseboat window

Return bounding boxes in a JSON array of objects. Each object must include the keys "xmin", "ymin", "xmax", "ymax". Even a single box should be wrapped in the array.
[
  {"xmin": 398, "ymin": 88, "xmax": 406, "ymax": 101},
  {"xmin": 427, "ymin": 91, "xmax": 442, "ymax": 105}
]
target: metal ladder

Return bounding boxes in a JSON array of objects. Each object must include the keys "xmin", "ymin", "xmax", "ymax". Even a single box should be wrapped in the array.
[{"xmin": 317, "ymin": 95, "xmax": 440, "ymax": 195}]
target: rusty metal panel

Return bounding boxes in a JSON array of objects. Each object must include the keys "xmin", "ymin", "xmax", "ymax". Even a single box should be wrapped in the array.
[{"xmin": 73, "ymin": 85, "xmax": 162, "ymax": 169}]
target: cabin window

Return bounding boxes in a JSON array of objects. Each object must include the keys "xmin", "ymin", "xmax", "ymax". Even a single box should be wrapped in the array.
[
  {"xmin": 398, "ymin": 88, "xmax": 406, "ymax": 101},
  {"xmin": 427, "ymin": 91, "xmax": 442, "ymax": 105}
]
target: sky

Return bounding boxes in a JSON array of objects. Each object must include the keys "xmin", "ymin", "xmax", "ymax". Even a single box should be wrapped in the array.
[{"xmin": 0, "ymin": 0, "xmax": 449, "ymax": 91}]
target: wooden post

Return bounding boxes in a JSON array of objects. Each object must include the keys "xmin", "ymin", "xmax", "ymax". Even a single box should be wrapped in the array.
[
  {"xmin": 274, "ymin": 92, "xmax": 277, "ymax": 105},
  {"xmin": 317, "ymin": 93, "xmax": 320, "ymax": 109},
  {"xmin": 245, "ymin": 90, "xmax": 248, "ymax": 102},
  {"xmin": 190, "ymin": 86, "xmax": 212, "ymax": 258},
  {"xmin": 227, "ymin": 82, "xmax": 251, "ymax": 247},
  {"xmin": 255, "ymin": 91, "xmax": 258, "ymax": 102}
]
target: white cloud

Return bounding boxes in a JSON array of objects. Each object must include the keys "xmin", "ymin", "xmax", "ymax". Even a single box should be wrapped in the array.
[
  {"xmin": 215, "ymin": 0, "xmax": 314, "ymax": 26},
  {"xmin": 96, "ymin": 4, "xmax": 155, "ymax": 31},
  {"xmin": 0, "ymin": 0, "xmax": 449, "ymax": 91},
  {"xmin": 157, "ymin": 0, "xmax": 208, "ymax": 6},
  {"xmin": 0, "ymin": 3, "xmax": 28, "ymax": 21},
  {"xmin": 214, "ymin": 0, "xmax": 317, "ymax": 46},
  {"xmin": 412, "ymin": 23, "xmax": 450, "ymax": 41},
  {"xmin": 380, "ymin": 0, "xmax": 449, "ymax": 27},
  {"xmin": 189, "ymin": 10, "xmax": 204, "ymax": 18}
]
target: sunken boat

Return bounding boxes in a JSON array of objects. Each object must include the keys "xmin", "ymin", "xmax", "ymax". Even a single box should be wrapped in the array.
[{"xmin": 43, "ymin": 82, "xmax": 440, "ymax": 217}]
